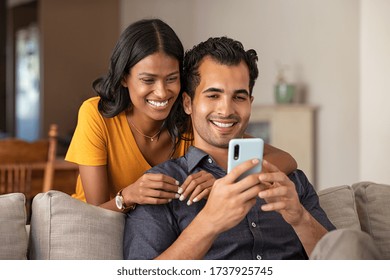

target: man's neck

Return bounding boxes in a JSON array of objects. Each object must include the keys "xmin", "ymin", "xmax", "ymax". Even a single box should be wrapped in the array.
[{"xmin": 193, "ymin": 142, "xmax": 229, "ymax": 171}]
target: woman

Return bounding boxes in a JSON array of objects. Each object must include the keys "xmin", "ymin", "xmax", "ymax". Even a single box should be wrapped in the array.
[{"xmin": 65, "ymin": 18, "xmax": 296, "ymax": 212}]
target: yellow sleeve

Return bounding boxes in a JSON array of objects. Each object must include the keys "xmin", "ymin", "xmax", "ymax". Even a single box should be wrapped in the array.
[{"xmin": 65, "ymin": 97, "xmax": 107, "ymax": 166}]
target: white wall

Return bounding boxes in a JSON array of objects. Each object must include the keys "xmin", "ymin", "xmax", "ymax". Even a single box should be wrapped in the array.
[
  {"xmin": 121, "ymin": 0, "xmax": 388, "ymax": 189},
  {"xmin": 360, "ymin": 0, "xmax": 390, "ymax": 184}
]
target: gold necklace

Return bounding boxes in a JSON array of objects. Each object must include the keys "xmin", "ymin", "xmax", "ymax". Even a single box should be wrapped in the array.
[{"xmin": 128, "ymin": 119, "xmax": 162, "ymax": 142}]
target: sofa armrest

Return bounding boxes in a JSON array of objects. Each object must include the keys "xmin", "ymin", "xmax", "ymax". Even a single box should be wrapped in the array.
[
  {"xmin": 317, "ymin": 185, "xmax": 361, "ymax": 230},
  {"xmin": 0, "ymin": 193, "xmax": 29, "ymax": 260},
  {"xmin": 353, "ymin": 181, "xmax": 390, "ymax": 259}
]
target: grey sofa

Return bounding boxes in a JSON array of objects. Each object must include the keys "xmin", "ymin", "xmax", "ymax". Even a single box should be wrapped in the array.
[{"xmin": 1, "ymin": 181, "xmax": 389, "ymax": 260}]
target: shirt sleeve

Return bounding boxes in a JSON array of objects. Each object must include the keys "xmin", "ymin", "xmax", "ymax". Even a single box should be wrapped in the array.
[
  {"xmin": 290, "ymin": 169, "xmax": 336, "ymax": 231},
  {"xmin": 123, "ymin": 203, "xmax": 180, "ymax": 259},
  {"xmin": 65, "ymin": 99, "xmax": 108, "ymax": 166}
]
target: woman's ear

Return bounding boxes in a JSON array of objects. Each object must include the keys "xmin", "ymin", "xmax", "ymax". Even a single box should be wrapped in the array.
[
  {"xmin": 183, "ymin": 92, "xmax": 192, "ymax": 115},
  {"xmin": 121, "ymin": 75, "xmax": 128, "ymax": 88}
]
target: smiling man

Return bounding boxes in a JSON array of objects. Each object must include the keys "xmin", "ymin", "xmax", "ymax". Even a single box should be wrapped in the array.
[{"xmin": 123, "ymin": 36, "xmax": 335, "ymax": 260}]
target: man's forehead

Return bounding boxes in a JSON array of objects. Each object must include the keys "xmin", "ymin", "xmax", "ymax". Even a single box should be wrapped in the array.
[{"xmin": 197, "ymin": 57, "xmax": 250, "ymax": 89}]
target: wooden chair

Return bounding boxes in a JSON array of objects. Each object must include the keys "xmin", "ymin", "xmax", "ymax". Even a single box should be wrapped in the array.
[{"xmin": 0, "ymin": 124, "xmax": 58, "ymax": 218}]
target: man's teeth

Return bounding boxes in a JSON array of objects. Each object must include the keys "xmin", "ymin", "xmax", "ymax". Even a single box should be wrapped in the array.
[
  {"xmin": 148, "ymin": 100, "xmax": 169, "ymax": 107},
  {"xmin": 212, "ymin": 121, "xmax": 234, "ymax": 128}
]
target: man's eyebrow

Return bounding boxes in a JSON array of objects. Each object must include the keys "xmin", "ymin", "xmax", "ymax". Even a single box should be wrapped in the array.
[
  {"xmin": 202, "ymin": 88, "xmax": 250, "ymax": 95},
  {"xmin": 202, "ymin": 87, "xmax": 224, "ymax": 94},
  {"xmin": 234, "ymin": 89, "xmax": 250, "ymax": 95}
]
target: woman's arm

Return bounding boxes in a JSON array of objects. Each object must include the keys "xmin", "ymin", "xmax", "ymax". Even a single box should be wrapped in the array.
[
  {"xmin": 78, "ymin": 165, "xmax": 120, "ymax": 211},
  {"xmin": 263, "ymin": 143, "xmax": 297, "ymax": 175},
  {"xmin": 79, "ymin": 165, "xmax": 180, "ymax": 212},
  {"xmin": 244, "ymin": 133, "xmax": 297, "ymax": 174}
]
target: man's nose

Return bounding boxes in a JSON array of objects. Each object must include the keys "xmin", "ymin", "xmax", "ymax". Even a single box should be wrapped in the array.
[{"xmin": 216, "ymin": 98, "xmax": 234, "ymax": 116}]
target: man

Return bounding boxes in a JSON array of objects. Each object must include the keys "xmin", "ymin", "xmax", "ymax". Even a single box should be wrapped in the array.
[{"xmin": 123, "ymin": 36, "xmax": 336, "ymax": 260}]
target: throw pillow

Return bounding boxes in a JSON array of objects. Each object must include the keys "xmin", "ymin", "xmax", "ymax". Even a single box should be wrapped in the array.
[
  {"xmin": 353, "ymin": 181, "xmax": 390, "ymax": 259},
  {"xmin": 0, "ymin": 193, "xmax": 28, "ymax": 259},
  {"xmin": 317, "ymin": 185, "xmax": 361, "ymax": 230},
  {"xmin": 29, "ymin": 190, "xmax": 125, "ymax": 259}
]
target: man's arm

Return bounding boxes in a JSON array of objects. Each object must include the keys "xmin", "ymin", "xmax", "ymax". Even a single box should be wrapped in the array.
[
  {"xmin": 156, "ymin": 159, "xmax": 263, "ymax": 259},
  {"xmin": 258, "ymin": 160, "xmax": 328, "ymax": 256}
]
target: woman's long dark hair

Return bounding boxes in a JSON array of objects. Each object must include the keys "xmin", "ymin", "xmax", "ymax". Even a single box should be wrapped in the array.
[{"xmin": 93, "ymin": 18, "xmax": 185, "ymax": 148}]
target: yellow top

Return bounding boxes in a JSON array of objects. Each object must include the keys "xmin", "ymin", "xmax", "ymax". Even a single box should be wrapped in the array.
[{"xmin": 65, "ymin": 97, "xmax": 190, "ymax": 202}]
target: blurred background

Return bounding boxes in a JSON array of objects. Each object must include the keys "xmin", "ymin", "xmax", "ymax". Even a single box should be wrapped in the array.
[{"xmin": 1, "ymin": 0, "xmax": 389, "ymax": 190}]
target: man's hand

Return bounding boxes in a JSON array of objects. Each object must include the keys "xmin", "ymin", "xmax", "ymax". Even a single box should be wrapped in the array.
[
  {"xmin": 199, "ymin": 159, "xmax": 263, "ymax": 234},
  {"xmin": 258, "ymin": 160, "xmax": 304, "ymax": 226}
]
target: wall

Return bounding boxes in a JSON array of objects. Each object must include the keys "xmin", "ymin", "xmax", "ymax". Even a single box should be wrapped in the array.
[
  {"xmin": 39, "ymin": 0, "xmax": 119, "ymax": 153},
  {"xmin": 360, "ymin": 0, "xmax": 390, "ymax": 184},
  {"xmin": 121, "ymin": 0, "xmax": 361, "ymax": 189}
]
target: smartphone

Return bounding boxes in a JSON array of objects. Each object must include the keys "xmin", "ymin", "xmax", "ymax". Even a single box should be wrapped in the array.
[{"xmin": 227, "ymin": 138, "xmax": 264, "ymax": 181}]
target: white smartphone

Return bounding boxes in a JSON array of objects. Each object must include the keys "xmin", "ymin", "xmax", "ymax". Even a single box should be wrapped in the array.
[{"xmin": 227, "ymin": 138, "xmax": 264, "ymax": 181}]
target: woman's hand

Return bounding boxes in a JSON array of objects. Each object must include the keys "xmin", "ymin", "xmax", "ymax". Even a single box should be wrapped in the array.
[
  {"xmin": 179, "ymin": 170, "xmax": 216, "ymax": 205},
  {"xmin": 122, "ymin": 173, "xmax": 180, "ymax": 205}
]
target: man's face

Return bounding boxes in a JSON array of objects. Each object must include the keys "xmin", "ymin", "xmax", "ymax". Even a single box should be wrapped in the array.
[{"xmin": 183, "ymin": 56, "xmax": 253, "ymax": 150}]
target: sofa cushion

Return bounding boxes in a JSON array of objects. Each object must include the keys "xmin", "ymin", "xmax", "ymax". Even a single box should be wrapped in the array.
[
  {"xmin": 317, "ymin": 185, "xmax": 361, "ymax": 230},
  {"xmin": 0, "ymin": 193, "xmax": 28, "ymax": 260},
  {"xmin": 29, "ymin": 190, "xmax": 125, "ymax": 259},
  {"xmin": 353, "ymin": 182, "xmax": 390, "ymax": 259}
]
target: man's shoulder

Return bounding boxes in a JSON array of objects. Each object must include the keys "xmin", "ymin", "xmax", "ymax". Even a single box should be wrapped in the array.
[{"xmin": 147, "ymin": 157, "xmax": 188, "ymax": 176}]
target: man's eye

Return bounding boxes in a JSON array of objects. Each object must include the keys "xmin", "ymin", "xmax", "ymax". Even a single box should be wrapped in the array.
[
  {"xmin": 234, "ymin": 95, "xmax": 248, "ymax": 101},
  {"xmin": 206, "ymin": 94, "xmax": 218, "ymax": 99}
]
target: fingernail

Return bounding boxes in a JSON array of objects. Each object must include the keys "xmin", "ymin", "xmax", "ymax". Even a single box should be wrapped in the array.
[
  {"xmin": 187, "ymin": 200, "xmax": 192, "ymax": 206},
  {"xmin": 178, "ymin": 187, "xmax": 183, "ymax": 194},
  {"xmin": 193, "ymin": 197, "xmax": 199, "ymax": 203},
  {"xmin": 168, "ymin": 199, "xmax": 172, "ymax": 202},
  {"xmin": 175, "ymin": 193, "xmax": 180, "ymax": 199},
  {"xmin": 258, "ymin": 191, "xmax": 265, "ymax": 198},
  {"xmin": 252, "ymin": 159, "xmax": 259, "ymax": 164},
  {"xmin": 175, "ymin": 180, "xmax": 179, "ymax": 185},
  {"xmin": 179, "ymin": 194, "xmax": 185, "ymax": 201}
]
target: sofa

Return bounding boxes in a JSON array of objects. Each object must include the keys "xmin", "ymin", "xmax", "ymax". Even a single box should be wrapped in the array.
[{"xmin": 1, "ymin": 181, "xmax": 389, "ymax": 260}]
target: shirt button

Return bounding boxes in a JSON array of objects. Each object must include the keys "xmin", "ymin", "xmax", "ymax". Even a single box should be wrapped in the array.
[
  {"xmin": 208, "ymin": 158, "xmax": 213, "ymax": 163},
  {"xmin": 251, "ymin": 222, "xmax": 257, "ymax": 228},
  {"xmin": 256, "ymin": 254, "xmax": 262, "ymax": 260}
]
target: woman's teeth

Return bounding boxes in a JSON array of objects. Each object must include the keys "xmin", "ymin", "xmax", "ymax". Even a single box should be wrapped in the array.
[{"xmin": 148, "ymin": 100, "xmax": 169, "ymax": 107}]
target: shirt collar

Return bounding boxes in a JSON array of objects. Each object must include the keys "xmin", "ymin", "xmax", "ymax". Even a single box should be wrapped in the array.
[{"xmin": 185, "ymin": 146, "xmax": 212, "ymax": 173}]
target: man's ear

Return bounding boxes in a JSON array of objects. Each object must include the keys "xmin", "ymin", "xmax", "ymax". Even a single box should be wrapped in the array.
[
  {"xmin": 183, "ymin": 92, "xmax": 192, "ymax": 115},
  {"xmin": 250, "ymin": 95, "xmax": 254, "ymax": 103}
]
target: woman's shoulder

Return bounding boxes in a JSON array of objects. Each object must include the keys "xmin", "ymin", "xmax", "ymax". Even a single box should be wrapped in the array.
[
  {"xmin": 77, "ymin": 96, "xmax": 101, "ymax": 117},
  {"xmin": 80, "ymin": 96, "xmax": 100, "ymax": 109}
]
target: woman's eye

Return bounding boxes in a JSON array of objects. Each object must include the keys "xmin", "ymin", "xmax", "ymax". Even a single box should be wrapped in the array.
[
  {"xmin": 141, "ymin": 78, "xmax": 154, "ymax": 84},
  {"xmin": 166, "ymin": 76, "xmax": 178, "ymax": 83}
]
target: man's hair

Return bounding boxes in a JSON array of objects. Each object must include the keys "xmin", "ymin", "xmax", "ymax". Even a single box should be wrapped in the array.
[{"xmin": 182, "ymin": 36, "xmax": 259, "ymax": 99}]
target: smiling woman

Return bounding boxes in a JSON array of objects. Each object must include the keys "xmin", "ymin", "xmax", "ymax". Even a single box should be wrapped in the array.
[{"xmin": 65, "ymin": 19, "xmax": 187, "ymax": 212}]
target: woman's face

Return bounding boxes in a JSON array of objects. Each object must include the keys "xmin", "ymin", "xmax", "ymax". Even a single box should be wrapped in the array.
[{"xmin": 122, "ymin": 51, "xmax": 180, "ymax": 121}]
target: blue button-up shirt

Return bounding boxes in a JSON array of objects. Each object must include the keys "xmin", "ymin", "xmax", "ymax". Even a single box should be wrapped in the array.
[{"xmin": 123, "ymin": 146, "xmax": 335, "ymax": 260}]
